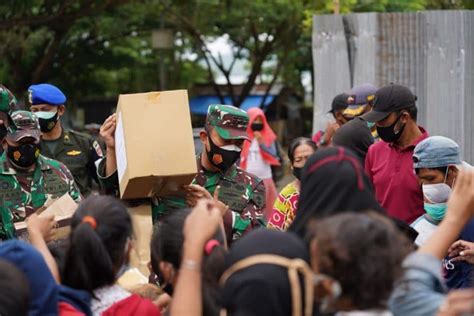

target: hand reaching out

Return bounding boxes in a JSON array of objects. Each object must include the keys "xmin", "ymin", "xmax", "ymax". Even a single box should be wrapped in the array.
[
  {"xmin": 27, "ymin": 213, "xmax": 57, "ymax": 242},
  {"xmin": 185, "ymin": 184, "xmax": 229, "ymax": 216},
  {"xmin": 183, "ymin": 199, "xmax": 222, "ymax": 246},
  {"xmin": 448, "ymin": 240, "xmax": 474, "ymax": 264}
]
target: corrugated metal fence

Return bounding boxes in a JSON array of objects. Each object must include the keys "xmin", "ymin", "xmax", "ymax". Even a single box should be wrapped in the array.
[{"xmin": 312, "ymin": 10, "xmax": 474, "ymax": 163}]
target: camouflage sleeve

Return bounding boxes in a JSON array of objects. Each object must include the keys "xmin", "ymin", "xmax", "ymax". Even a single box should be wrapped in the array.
[
  {"xmin": 96, "ymin": 157, "xmax": 120, "ymax": 197},
  {"xmin": 231, "ymin": 178, "xmax": 266, "ymax": 241},
  {"xmin": 59, "ymin": 162, "xmax": 82, "ymax": 203},
  {"xmin": 151, "ymin": 195, "xmax": 187, "ymax": 223}
]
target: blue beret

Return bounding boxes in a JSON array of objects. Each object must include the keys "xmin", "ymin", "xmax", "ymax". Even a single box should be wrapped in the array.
[{"xmin": 28, "ymin": 83, "xmax": 66, "ymax": 106}]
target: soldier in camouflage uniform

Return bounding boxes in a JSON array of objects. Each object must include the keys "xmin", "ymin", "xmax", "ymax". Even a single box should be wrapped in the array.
[
  {"xmin": 98, "ymin": 104, "xmax": 266, "ymax": 243},
  {"xmin": 0, "ymin": 84, "xmax": 18, "ymax": 155},
  {"xmin": 29, "ymin": 83, "xmax": 104, "ymax": 196},
  {"xmin": 0, "ymin": 111, "xmax": 81, "ymax": 240}
]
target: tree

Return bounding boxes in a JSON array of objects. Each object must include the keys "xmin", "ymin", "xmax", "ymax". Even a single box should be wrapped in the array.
[{"xmin": 161, "ymin": 0, "xmax": 310, "ymax": 108}]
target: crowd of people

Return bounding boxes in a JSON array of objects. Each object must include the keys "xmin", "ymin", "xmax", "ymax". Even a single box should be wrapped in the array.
[{"xmin": 0, "ymin": 81, "xmax": 474, "ymax": 316}]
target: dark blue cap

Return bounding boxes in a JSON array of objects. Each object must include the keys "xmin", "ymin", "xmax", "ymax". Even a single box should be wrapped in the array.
[{"xmin": 28, "ymin": 83, "xmax": 66, "ymax": 106}]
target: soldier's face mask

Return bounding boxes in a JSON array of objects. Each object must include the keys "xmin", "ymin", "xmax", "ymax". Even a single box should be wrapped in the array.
[
  {"xmin": 206, "ymin": 131, "xmax": 241, "ymax": 171},
  {"xmin": 35, "ymin": 109, "xmax": 59, "ymax": 133},
  {"xmin": 7, "ymin": 141, "xmax": 41, "ymax": 169}
]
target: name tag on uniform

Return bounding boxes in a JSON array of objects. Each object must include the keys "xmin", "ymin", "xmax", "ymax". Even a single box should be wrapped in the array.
[{"xmin": 66, "ymin": 150, "xmax": 82, "ymax": 156}]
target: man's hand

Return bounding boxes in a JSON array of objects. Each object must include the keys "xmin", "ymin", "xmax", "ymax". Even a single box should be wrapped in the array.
[
  {"xmin": 100, "ymin": 114, "xmax": 117, "ymax": 150},
  {"xmin": 27, "ymin": 213, "xmax": 57, "ymax": 242},
  {"xmin": 320, "ymin": 121, "xmax": 340, "ymax": 146},
  {"xmin": 185, "ymin": 184, "xmax": 228, "ymax": 216},
  {"xmin": 448, "ymin": 240, "xmax": 474, "ymax": 264}
]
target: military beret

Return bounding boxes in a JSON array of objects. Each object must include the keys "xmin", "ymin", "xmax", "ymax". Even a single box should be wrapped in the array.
[{"xmin": 28, "ymin": 83, "xmax": 66, "ymax": 106}]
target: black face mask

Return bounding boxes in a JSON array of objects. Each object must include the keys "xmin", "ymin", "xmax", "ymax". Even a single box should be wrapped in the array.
[
  {"xmin": 251, "ymin": 122, "xmax": 264, "ymax": 131},
  {"xmin": 206, "ymin": 134, "xmax": 241, "ymax": 171},
  {"xmin": 376, "ymin": 114, "xmax": 406, "ymax": 143},
  {"xmin": 7, "ymin": 143, "xmax": 40, "ymax": 169},
  {"xmin": 293, "ymin": 167, "xmax": 303, "ymax": 180},
  {"xmin": 37, "ymin": 112, "xmax": 59, "ymax": 133}
]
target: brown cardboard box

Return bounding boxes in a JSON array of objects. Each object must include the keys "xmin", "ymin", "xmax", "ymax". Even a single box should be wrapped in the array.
[
  {"xmin": 14, "ymin": 193, "xmax": 78, "ymax": 241},
  {"xmin": 115, "ymin": 90, "xmax": 197, "ymax": 200},
  {"xmin": 128, "ymin": 204, "xmax": 153, "ymax": 277}
]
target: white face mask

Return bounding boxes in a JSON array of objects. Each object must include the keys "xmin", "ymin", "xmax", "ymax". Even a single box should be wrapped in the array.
[
  {"xmin": 34, "ymin": 110, "xmax": 57, "ymax": 120},
  {"xmin": 219, "ymin": 144, "xmax": 241, "ymax": 152},
  {"xmin": 422, "ymin": 168, "xmax": 453, "ymax": 204}
]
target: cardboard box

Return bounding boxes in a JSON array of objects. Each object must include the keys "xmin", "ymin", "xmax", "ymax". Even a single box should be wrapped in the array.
[
  {"xmin": 115, "ymin": 90, "xmax": 197, "ymax": 200},
  {"xmin": 128, "ymin": 204, "xmax": 153, "ymax": 277},
  {"xmin": 15, "ymin": 194, "xmax": 78, "ymax": 241}
]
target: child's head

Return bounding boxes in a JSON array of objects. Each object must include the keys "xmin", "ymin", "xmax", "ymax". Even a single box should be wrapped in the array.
[
  {"xmin": 63, "ymin": 195, "xmax": 133, "ymax": 292},
  {"xmin": 310, "ymin": 211, "xmax": 411, "ymax": 312}
]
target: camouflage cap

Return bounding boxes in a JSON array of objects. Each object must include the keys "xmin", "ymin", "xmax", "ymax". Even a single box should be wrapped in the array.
[
  {"xmin": 0, "ymin": 84, "xmax": 17, "ymax": 114},
  {"xmin": 6, "ymin": 111, "xmax": 41, "ymax": 143},
  {"xmin": 206, "ymin": 104, "xmax": 249, "ymax": 140}
]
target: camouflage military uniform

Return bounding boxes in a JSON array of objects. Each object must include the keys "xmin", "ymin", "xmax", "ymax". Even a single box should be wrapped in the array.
[
  {"xmin": 0, "ymin": 85, "xmax": 17, "ymax": 155},
  {"xmin": 98, "ymin": 104, "xmax": 266, "ymax": 243},
  {"xmin": 0, "ymin": 111, "xmax": 81, "ymax": 240},
  {"xmin": 152, "ymin": 156, "xmax": 266, "ymax": 241},
  {"xmin": 40, "ymin": 128, "xmax": 103, "ymax": 196}
]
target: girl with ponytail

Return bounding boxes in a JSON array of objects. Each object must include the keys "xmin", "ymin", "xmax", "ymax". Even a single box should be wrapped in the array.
[{"xmin": 62, "ymin": 195, "xmax": 160, "ymax": 316}]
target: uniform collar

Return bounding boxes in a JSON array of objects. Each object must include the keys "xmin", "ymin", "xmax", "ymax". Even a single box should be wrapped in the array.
[{"xmin": 0, "ymin": 152, "xmax": 50, "ymax": 175}]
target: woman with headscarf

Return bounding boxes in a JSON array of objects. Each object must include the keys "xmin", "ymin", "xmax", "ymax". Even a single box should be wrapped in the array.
[
  {"xmin": 289, "ymin": 146, "xmax": 418, "ymax": 242},
  {"xmin": 220, "ymin": 229, "xmax": 316, "ymax": 316},
  {"xmin": 240, "ymin": 107, "xmax": 280, "ymax": 217},
  {"xmin": 289, "ymin": 146, "xmax": 383, "ymax": 239}
]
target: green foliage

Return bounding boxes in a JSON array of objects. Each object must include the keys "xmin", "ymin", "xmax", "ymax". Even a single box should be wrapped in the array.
[{"xmin": 0, "ymin": 0, "xmax": 470, "ymax": 106}]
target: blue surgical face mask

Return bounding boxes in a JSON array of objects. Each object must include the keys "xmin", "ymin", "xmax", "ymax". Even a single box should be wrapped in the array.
[{"xmin": 424, "ymin": 203, "xmax": 447, "ymax": 222}]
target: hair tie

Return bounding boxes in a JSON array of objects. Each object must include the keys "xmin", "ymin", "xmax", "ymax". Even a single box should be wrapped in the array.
[
  {"xmin": 82, "ymin": 215, "xmax": 97, "ymax": 230},
  {"xmin": 204, "ymin": 239, "xmax": 220, "ymax": 255}
]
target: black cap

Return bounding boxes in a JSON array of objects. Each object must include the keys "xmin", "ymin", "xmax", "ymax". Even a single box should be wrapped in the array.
[
  {"xmin": 329, "ymin": 93, "xmax": 349, "ymax": 113},
  {"xmin": 361, "ymin": 84, "xmax": 417, "ymax": 123}
]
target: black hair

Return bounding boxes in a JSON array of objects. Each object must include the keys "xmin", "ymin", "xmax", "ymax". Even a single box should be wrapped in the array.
[
  {"xmin": 399, "ymin": 105, "xmax": 418, "ymax": 121},
  {"xmin": 48, "ymin": 239, "xmax": 69, "ymax": 279},
  {"xmin": 62, "ymin": 195, "xmax": 132, "ymax": 293},
  {"xmin": 0, "ymin": 259, "xmax": 30, "ymax": 316},
  {"xmin": 311, "ymin": 212, "xmax": 411, "ymax": 310},
  {"xmin": 415, "ymin": 166, "xmax": 448, "ymax": 175},
  {"xmin": 150, "ymin": 208, "xmax": 226, "ymax": 316},
  {"xmin": 287, "ymin": 137, "xmax": 317, "ymax": 164}
]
